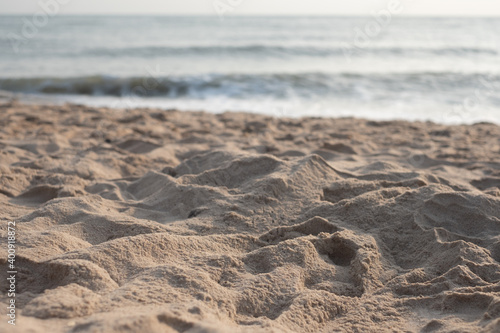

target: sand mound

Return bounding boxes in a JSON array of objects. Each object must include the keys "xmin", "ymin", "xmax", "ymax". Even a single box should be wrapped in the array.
[{"xmin": 0, "ymin": 102, "xmax": 499, "ymax": 332}]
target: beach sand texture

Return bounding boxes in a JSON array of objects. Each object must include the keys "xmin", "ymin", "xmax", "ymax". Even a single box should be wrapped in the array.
[{"xmin": 0, "ymin": 102, "xmax": 499, "ymax": 332}]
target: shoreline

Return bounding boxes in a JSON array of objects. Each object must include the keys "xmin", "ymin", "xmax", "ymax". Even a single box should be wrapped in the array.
[
  {"xmin": 1, "ymin": 92, "xmax": 499, "ymax": 126},
  {"xmin": 0, "ymin": 102, "xmax": 499, "ymax": 332}
]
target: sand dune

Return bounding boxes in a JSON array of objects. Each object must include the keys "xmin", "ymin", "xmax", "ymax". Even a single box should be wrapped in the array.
[{"xmin": 0, "ymin": 102, "xmax": 499, "ymax": 332}]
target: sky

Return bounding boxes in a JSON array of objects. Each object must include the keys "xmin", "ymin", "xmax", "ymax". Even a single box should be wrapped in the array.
[{"xmin": 1, "ymin": 0, "xmax": 500, "ymax": 16}]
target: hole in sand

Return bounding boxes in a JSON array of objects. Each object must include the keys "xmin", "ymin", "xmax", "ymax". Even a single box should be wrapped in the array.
[{"xmin": 327, "ymin": 242, "xmax": 356, "ymax": 266}]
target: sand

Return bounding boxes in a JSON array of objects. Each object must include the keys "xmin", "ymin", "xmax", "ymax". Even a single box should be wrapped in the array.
[{"xmin": 0, "ymin": 101, "xmax": 499, "ymax": 333}]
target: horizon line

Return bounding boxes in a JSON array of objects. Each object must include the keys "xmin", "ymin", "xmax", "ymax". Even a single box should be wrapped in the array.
[{"xmin": 1, "ymin": 13, "xmax": 500, "ymax": 18}]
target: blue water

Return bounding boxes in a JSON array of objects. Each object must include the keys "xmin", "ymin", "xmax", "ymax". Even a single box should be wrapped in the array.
[{"xmin": 0, "ymin": 16, "xmax": 499, "ymax": 123}]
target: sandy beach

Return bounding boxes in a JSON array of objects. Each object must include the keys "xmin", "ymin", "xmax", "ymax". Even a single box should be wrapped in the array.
[{"xmin": 0, "ymin": 101, "xmax": 499, "ymax": 332}]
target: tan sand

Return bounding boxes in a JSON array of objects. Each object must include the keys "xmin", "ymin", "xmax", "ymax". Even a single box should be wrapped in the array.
[{"xmin": 0, "ymin": 101, "xmax": 499, "ymax": 332}]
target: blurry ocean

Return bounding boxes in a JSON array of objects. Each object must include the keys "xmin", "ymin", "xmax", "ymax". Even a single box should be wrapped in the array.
[{"xmin": 0, "ymin": 16, "xmax": 499, "ymax": 124}]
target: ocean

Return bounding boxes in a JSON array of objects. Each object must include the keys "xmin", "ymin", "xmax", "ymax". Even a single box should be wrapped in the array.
[{"xmin": 1, "ymin": 15, "xmax": 499, "ymax": 124}]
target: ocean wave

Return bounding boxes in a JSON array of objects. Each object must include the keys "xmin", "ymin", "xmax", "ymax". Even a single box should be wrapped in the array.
[
  {"xmin": 72, "ymin": 45, "xmax": 499, "ymax": 58},
  {"xmin": 0, "ymin": 72, "xmax": 498, "ymax": 100}
]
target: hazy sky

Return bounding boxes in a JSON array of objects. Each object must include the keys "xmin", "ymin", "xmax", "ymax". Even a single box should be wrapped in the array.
[{"xmin": 1, "ymin": 0, "xmax": 500, "ymax": 16}]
